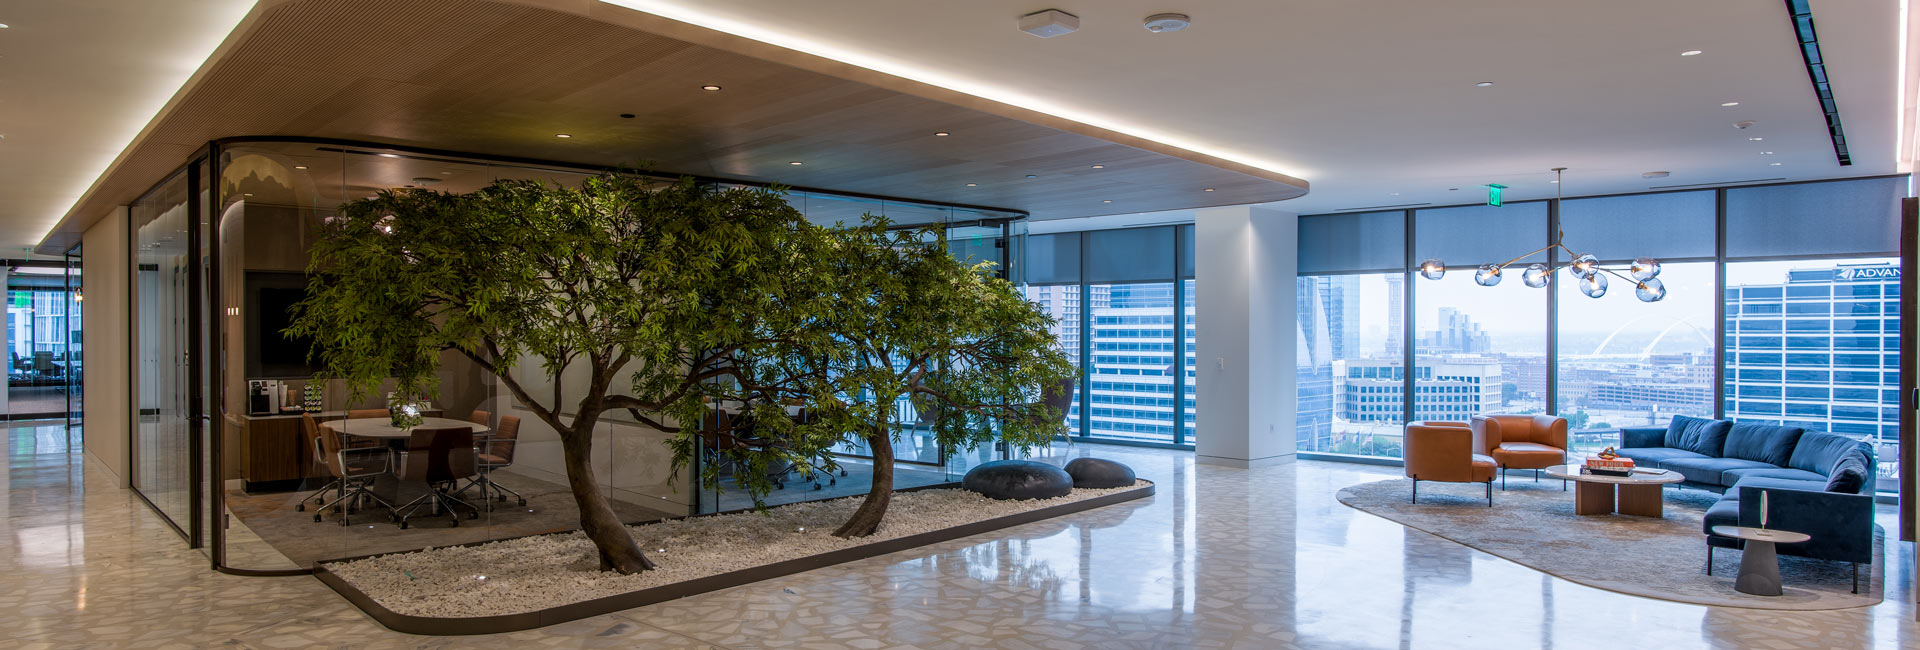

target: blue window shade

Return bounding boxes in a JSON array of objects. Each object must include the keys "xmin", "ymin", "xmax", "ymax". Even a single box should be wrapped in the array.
[
  {"xmin": 1297, "ymin": 211, "xmax": 1405, "ymax": 273},
  {"xmin": 1084, "ymin": 226, "xmax": 1176, "ymax": 283},
  {"xmin": 1413, "ymin": 202, "xmax": 1548, "ymax": 268},
  {"xmin": 1559, "ymin": 190, "xmax": 1715, "ymax": 261},
  {"xmin": 1726, "ymin": 177, "xmax": 1906, "ymax": 259},
  {"xmin": 1025, "ymin": 233, "xmax": 1081, "ymax": 285},
  {"xmin": 1179, "ymin": 224, "xmax": 1195, "ymax": 279}
]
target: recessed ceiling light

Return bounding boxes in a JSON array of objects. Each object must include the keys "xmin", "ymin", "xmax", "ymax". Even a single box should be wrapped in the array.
[
  {"xmin": 1475, "ymin": 82, "xmax": 1494, "ymax": 87},
  {"xmin": 1090, "ymin": 164, "xmax": 1104, "ymax": 169},
  {"xmin": 0, "ymin": 24, "xmax": 9, "ymax": 29},
  {"xmin": 1390, "ymin": 192, "xmax": 1400, "ymax": 196},
  {"xmin": 1103, "ymin": 200, "xmax": 1113, "ymax": 203},
  {"xmin": 1550, "ymin": 180, "xmax": 1560, "ymax": 184},
  {"xmin": 701, "ymin": 85, "xmax": 722, "ymax": 91},
  {"xmin": 934, "ymin": 132, "xmax": 950, "ymax": 137},
  {"xmin": 1748, "ymin": 137, "xmax": 1763, "ymax": 141},
  {"xmin": 1681, "ymin": 50, "xmax": 1702, "ymax": 56},
  {"xmin": 1770, "ymin": 162, "xmax": 1782, "ymax": 166},
  {"xmin": 966, "ymin": 183, "xmax": 976, "ymax": 187},
  {"xmin": 294, "ymin": 166, "xmax": 307, "ymax": 170},
  {"xmin": 378, "ymin": 153, "xmax": 400, "ymax": 158},
  {"xmin": 1760, "ymin": 151, "xmax": 1774, "ymax": 155},
  {"xmin": 789, "ymin": 161, "xmax": 803, "ymax": 165},
  {"xmin": 1721, "ymin": 102, "xmax": 1740, "ymax": 107},
  {"xmin": 555, "ymin": 133, "xmax": 572, "ymax": 138},
  {"xmin": 1025, "ymin": 174, "xmax": 1038, "ymax": 179},
  {"xmin": 1203, "ymin": 188, "xmax": 1215, "ymax": 192}
]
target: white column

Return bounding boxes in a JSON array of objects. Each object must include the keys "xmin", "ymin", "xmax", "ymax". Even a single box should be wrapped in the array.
[{"xmin": 1193, "ymin": 205, "xmax": 1297, "ymax": 467}]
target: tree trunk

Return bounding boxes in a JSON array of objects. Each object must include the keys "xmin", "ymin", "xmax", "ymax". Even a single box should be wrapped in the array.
[
  {"xmin": 561, "ymin": 428, "xmax": 657, "ymax": 573},
  {"xmin": 834, "ymin": 425, "xmax": 894, "ymax": 538}
]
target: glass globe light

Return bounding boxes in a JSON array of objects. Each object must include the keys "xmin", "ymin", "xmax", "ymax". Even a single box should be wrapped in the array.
[
  {"xmin": 1579, "ymin": 271, "xmax": 1609, "ymax": 298},
  {"xmin": 1419, "ymin": 258, "xmax": 1446, "ymax": 280},
  {"xmin": 1635, "ymin": 277, "xmax": 1667, "ymax": 302},
  {"xmin": 1568, "ymin": 253, "xmax": 1599, "ymax": 279},
  {"xmin": 1631, "ymin": 257, "xmax": 1662, "ymax": 281},
  {"xmin": 1521, "ymin": 263, "xmax": 1551, "ymax": 288},
  {"xmin": 1474, "ymin": 264, "xmax": 1502, "ymax": 286}
]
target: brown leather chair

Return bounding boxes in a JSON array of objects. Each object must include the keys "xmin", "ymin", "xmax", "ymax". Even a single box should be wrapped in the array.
[
  {"xmin": 308, "ymin": 415, "xmax": 395, "ymax": 525},
  {"xmin": 391, "ymin": 427, "xmax": 481, "ymax": 529},
  {"xmin": 347, "ymin": 408, "xmax": 388, "ymax": 419},
  {"xmin": 469, "ymin": 409, "xmax": 492, "ymax": 426},
  {"xmin": 1471, "ymin": 414, "xmax": 1569, "ymax": 490},
  {"xmin": 1403, "ymin": 421, "xmax": 1495, "ymax": 506},
  {"xmin": 457, "ymin": 415, "xmax": 524, "ymax": 508}
]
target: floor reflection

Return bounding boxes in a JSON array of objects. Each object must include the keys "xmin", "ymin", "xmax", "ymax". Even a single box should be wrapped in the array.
[{"xmin": 2, "ymin": 421, "xmax": 1915, "ymax": 649}]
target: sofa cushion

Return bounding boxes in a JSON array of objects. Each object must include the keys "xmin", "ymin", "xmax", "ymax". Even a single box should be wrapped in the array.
[
  {"xmin": 1613, "ymin": 447, "xmax": 1707, "ymax": 469},
  {"xmin": 1787, "ymin": 431, "xmax": 1872, "ymax": 476},
  {"xmin": 1721, "ymin": 422, "xmax": 1804, "ymax": 467},
  {"xmin": 1664, "ymin": 415, "xmax": 1733, "ymax": 457},
  {"xmin": 1825, "ymin": 453, "xmax": 1871, "ymax": 494},
  {"xmin": 1703, "ymin": 498, "xmax": 1742, "ymax": 534},
  {"xmin": 1728, "ymin": 476, "xmax": 1833, "ymax": 495},
  {"xmin": 1721, "ymin": 467, "xmax": 1827, "ymax": 485},
  {"xmin": 1661, "ymin": 456, "xmax": 1775, "ymax": 486}
]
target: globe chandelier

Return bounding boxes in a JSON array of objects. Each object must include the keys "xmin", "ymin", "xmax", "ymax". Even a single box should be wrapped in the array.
[{"xmin": 1415, "ymin": 167, "xmax": 1666, "ymax": 302}]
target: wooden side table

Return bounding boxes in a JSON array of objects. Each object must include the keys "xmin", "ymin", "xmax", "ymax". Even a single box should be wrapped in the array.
[{"xmin": 1710, "ymin": 525, "xmax": 1812, "ymax": 596}]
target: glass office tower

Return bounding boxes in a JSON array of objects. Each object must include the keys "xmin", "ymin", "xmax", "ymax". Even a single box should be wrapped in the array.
[{"xmin": 1726, "ymin": 260, "xmax": 1901, "ymax": 490}]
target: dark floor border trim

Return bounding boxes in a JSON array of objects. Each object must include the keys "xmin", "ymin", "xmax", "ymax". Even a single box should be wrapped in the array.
[{"xmin": 313, "ymin": 480, "xmax": 1154, "ymax": 636}]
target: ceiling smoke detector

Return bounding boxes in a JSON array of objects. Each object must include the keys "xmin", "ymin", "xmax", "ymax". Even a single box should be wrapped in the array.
[
  {"xmin": 1144, "ymin": 13, "xmax": 1191, "ymax": 33},
  {"xmin": 1019, "ymin": 9, "xmax": 1080, "ymax": 38},
  {"xmin": 1734, "ymin": 120, "xmax": 1757, "ymax": 130}
]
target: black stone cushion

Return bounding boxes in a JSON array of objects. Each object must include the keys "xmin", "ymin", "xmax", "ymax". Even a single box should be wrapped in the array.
[
  {"xmin": 1064, "ymin": 457, "xmax": 1136, "ymax": 489},
  {"xmin": 961, "ymin": 460, "xmax": 1073, "ymax": 500},
  {"xmin": 1826, "ymin": 453, "xmax": 1870, "ymax": 494}
]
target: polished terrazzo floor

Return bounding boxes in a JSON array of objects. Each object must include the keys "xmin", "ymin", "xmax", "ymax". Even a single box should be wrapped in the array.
[{"xmin": 4, "ymin": 420, "xmax": 1915, "ymax": 649}]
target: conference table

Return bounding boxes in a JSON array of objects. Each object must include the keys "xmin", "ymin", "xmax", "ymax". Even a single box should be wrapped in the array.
[{"xmin": 318, "ymin": 417, "xmax": 492, "ymax": 517}]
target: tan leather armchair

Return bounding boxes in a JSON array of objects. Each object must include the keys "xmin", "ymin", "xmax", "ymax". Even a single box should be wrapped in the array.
[
  {"xmin": 1471, "ymin": 414, "xmax": 1569, "ymax": 490},
  {"xmin": 1403, "ymin": 421, "xmax": 1495, "ymax": 506}
]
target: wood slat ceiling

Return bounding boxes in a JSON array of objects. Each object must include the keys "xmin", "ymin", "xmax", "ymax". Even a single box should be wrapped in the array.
[{"xmin": 40, "ymin": 0, "xmax": 1307, "ymax": 253}]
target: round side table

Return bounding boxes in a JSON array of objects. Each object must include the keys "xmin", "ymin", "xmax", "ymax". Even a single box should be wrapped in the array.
[{"xmin": 1710, "ymin": 525, "xmax": 1812, "ymax": 596}]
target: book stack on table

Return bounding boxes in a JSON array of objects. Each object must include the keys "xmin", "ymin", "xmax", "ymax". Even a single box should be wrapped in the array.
[{"xmin": 1581, "ymin": 456, "xmax": 1636, "ymax": 478}]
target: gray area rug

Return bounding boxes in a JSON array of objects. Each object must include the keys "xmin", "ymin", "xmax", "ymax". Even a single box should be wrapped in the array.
[{"xmin": 1336, "ymin": 477, "xmax": 1883, "ymax": 610}]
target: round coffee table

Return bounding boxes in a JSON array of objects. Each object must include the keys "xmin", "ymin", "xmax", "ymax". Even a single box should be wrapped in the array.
[
  {"xmin": 1711, "ymin": 526, "xmax": 1812, "ymax": 596},
  {"xmin": 1544, "ymin": 464, "xmax": 1684, "ymax": 517}
]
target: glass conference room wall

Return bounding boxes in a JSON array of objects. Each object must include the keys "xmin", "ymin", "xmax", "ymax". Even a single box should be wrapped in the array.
[
  {"xmin": 1294, "ymin": 176, "xmax": 1909, "ymax": 498},
  {"xmin": 128, "ymin": 138, "xmax": 1032, "ymax": 573},
  {"xmin": 1021, "ymin": 225, "xmax": 1197, "ymax": 449}
]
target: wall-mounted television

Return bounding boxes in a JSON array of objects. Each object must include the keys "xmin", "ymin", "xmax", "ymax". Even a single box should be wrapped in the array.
[{"xmin": 244, "ymin": 271, "xmax": 317, "ymax": 378}]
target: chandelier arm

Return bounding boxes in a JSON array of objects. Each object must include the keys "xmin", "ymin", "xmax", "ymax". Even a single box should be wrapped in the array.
[
  {"xmin": 1493, "ymin": 243, "xmax": 1558, "ymax": 270},
  {"xmin": 1596, "ymin": 266, "xmax": 1637, "ymax": 283}
]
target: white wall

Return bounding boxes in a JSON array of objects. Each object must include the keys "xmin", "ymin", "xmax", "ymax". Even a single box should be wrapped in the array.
[
  {"xmin": 1193, "ymin": 205, "xmax": 1298, "ymax": 467},
  {"xmin": 81, "ymin": 208, "xmax": 131, "ymax": 487}
]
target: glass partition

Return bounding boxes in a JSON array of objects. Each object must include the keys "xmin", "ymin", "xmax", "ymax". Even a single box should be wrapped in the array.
[{"xmin": 131, "ymin": 168, "xmax": 198, "ymax": 539}]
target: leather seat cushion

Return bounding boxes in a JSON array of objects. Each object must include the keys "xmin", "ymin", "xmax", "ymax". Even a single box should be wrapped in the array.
[
  {"xmin": 1492, "ymin": 442, "xmax": 1564, "ymax": 468},
  {"xmin": 1469, "ymin": 453, "xmax": 1496, "ymax": 481},
  {"xmin": 478, "ymin": 453, "xmax": 508, "ymax": 465}
]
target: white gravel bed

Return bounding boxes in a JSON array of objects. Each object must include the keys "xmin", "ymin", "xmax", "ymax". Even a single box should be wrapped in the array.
[{"xmin": 326, "ymin": 481, "xmax": 1149, "ymax": 618}]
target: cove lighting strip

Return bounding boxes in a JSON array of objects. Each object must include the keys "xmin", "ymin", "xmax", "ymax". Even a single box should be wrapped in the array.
[{"xmin": 596, "ymin": 0, "xmax": 1311, "ymax": 181}]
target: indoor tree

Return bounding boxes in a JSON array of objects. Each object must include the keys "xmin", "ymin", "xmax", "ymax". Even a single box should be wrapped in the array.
[
  {"xmin": 290, "ymin": 173, "xmax": 837, "ymax": 574},
  {"xmin": 809, "ymin": 221, "xmax": 1077, "ymax": 538}
]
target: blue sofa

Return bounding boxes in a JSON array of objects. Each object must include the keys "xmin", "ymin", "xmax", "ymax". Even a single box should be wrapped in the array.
[{"xmin": 1616, "ymin": 415, "xmax": 1876, "ymax": 592}]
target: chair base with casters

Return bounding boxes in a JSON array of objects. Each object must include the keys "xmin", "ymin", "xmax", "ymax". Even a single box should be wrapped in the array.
[
  {"xmin": 455, "ymin": 472, "xmax": 527, "ymax": 509},
  {"xmin": 392, "ymin": 480, "xmax": 482, "ymax": 529},
  {"xmin": 311, "ymin": 475, "xmax": 393, "ymax": 526},
  {"xmin": 294, "ymin": 478, "xmax": 342, "ymax": 513}
]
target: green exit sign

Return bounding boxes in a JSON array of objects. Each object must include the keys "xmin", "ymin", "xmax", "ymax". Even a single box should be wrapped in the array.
[{"xmin": 1486, "ymin": 184, "xmax": 1508, "ymax": 207}]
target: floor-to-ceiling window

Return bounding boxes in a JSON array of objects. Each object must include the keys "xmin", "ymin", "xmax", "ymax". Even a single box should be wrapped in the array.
[
  {"xmin": 1554, "ymin": 191, "xmax": 1717, "ymax": 455},
  {"xmin": 1295, "ymin": 176, "xmax": 1907, "ymax": 494},
  {"xmin": 1023, "ymin": 225, "xmax": 1196, "ymax": 448},
  {"xmin": 1413, "ymin": 203, "xmax": 1548, "ymax": 428},
  {"xmin": 1297, "ymin": 211, "xmax": 1407, "ymax": 457}
]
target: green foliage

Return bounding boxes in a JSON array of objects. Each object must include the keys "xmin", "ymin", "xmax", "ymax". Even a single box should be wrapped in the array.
[{"xmin": 805, "ymin": 220, "xmax": 1077, "ymax": 472}]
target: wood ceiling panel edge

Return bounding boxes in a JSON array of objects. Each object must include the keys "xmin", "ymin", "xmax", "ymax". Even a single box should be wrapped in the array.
[{"xmin": 568, "ymin": 2, "xmax": 1311, "ymax": 191}]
